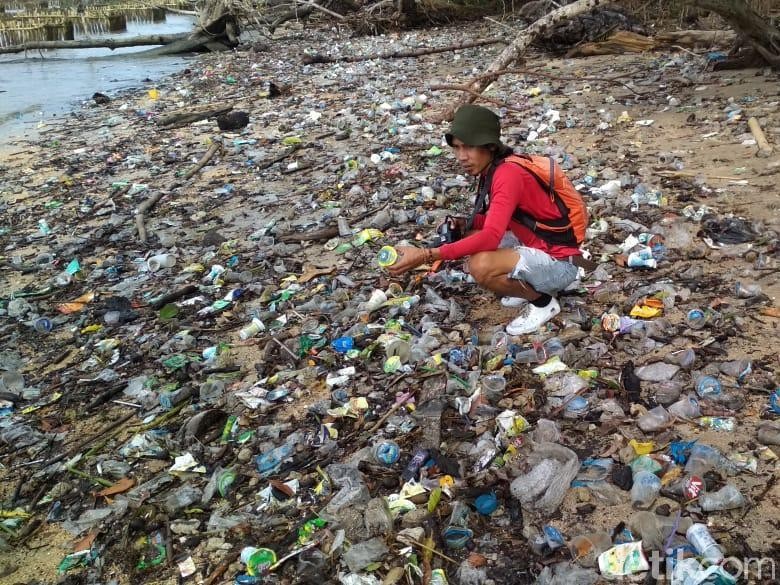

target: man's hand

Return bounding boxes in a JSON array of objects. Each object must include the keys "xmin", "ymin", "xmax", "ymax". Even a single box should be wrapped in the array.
[
  {"xmin": 448, "ymin": 216, "xmax": 468, "ymax": 233},
  {"xmin": 388, "ymin": 246, "xmax": 427, "ymax": 276}
]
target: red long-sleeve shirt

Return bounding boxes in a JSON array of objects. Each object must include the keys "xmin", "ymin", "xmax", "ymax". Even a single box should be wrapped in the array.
[{"xmin": 439, "ymin": 162, "xmax": 582, "ymax": 261}]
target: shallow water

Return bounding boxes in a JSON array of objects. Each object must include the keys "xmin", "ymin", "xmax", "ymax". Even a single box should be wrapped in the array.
[{"xmin": 0, "ymin": 14, "xmax": 197, "ymax": 142}]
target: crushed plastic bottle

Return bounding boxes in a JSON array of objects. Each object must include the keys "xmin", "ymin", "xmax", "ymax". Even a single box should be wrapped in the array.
[{"xmin": 699, "ymin": 484, "xmax": 745, "ymax": 511}]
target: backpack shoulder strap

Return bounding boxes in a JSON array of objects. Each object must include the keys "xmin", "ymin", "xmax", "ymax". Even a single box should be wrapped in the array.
[{"xmin": 465, "ymin": 154, "xmax": 509, "ymax": 231}]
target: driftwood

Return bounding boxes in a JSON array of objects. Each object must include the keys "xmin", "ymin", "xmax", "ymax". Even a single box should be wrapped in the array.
[
  {"xmin": 654, "ymin": 29, "xmax": 737, "ymax": 46},
  {"xmin": 302, "ymin": 37, "xmax": 505, "ymax": 64},
  {"xmin": 183, "ymin": 141, "xmax": 223, "ymax": 181},
  {"xmin": 156, "ymin": 104, "xmax": 234, "ymax": 128},
  {"xmin": 269, "ymin": 5, "xmax": 314, "ymax": 32},
  {"xmin": 747, "ymin": 117, "xmax": 774, "ymax": 157},
  {"xmin": 149, "ymin": 284, "xmax": 199, "ymax": 309},
  {"xmin": 566, "ymin": 30, "xmax": 656, "ymax": 57},
  {"xmin": 296, "ymin": 0, "xmax": 345, "ymax": 20},
  {"xmin": 279, "ymin": 226, "xmax": 339, "ymax": 243},
  {"xmin": 432, "ymin": 0, "xmax": 601, "ymax": 122},
  {"xmin": 135, "ymin": 192, "xmax": 166, "ymax": 244},
  {"xmin": 553, "ymin": 29, "xmax": 740, "ymax": 59},
  {"xmin": 0, "ymin": 33, "xmax": 189, "ymax": 55},
  {"xmin": 140, "ymin": 30, "xmax": 235, "ymax": 56},
  {"xmin": 256, "ymin": 145, "xmax": 300, "ymax": 171},
  {"xmin": 135, "ymin": 141, "xmax": 221, "ymax": 243}
]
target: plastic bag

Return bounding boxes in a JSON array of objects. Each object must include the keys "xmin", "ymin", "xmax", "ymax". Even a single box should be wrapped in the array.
[{"xmin": 510, "ymin": 442, "xmax": 579, "ymax": 515}]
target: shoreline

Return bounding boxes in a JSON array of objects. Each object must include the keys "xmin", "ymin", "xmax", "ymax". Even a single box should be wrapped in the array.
[{"xmin": 0, "ymin": 13, "xmax": 196, "ymax": 144}]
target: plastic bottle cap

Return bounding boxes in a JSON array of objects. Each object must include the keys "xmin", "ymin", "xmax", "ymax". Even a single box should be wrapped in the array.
[
  {"xmin": 377, "ymin": 245, "xmax": 398, "ymax": 267},
  {"xmin": 373, "ymin": 441, "xmax": 400, "ymax": 465}
]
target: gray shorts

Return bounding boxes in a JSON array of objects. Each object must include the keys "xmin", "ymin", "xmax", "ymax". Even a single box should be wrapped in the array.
[{"xmin": 508, "ymin": 246, "xmax": 579, "ymax": 295}]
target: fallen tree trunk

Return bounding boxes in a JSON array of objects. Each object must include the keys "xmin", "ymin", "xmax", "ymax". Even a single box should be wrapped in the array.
[
  {"xmin": 564, "ymin": 29, "xmax": 740, "ymax": 58},
  {"xmin": 0, "ymin": 33, "xmax": 188, "ymax": 55},
  {"xmin": 685, "ymin": 0, "xmax": 780, "ymax": 67},
  {"xmin": 654, "ymin": 29, "xmax": 737, "ymax": 46},
  {"xmin": 431, "ymin": 0, "xmax": 601, "ymax": 122},
  {"xmin": 566, "ymin": 30, "xmax": 656, "ymax": 57},
  {"xmin": 302, "ymin": 37, "xmax": 505, "ymax": 64},
  {"xmin": 139, "ymin": 27, "xmax": 236, "ymax": 56}
]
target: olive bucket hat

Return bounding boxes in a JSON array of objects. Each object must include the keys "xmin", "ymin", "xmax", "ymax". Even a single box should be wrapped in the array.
[{"xmin": 445, "ymin": 105, "xmax": 501, "ymax": 147}]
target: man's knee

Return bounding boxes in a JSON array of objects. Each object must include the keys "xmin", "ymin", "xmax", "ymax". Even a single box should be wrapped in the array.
[{"xmin": 467, "ymin": 252, "xmax": 493, "ymax": 283}]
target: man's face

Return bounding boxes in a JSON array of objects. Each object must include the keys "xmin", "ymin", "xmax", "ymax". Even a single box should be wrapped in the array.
[{"xmin": 449, "ymin": 137, "xmax": 493, "ymax": 176}]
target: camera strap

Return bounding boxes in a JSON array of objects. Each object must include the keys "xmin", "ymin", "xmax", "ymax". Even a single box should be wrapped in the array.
[{"xmin": 465, "ymin": 159, "xmax": 500, "ymax": 231}]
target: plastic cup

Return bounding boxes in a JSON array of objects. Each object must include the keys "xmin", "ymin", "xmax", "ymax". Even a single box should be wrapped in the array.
[
  {"xmin": 481, "ymin": 374, "xmax": 507, "ymax": 403},
  {"xmin": 0, "ymin": 370, "xmax": 25, "ymax": 393},
  {"xmin": 147, "ymin": 254, "xmax": 176, "ymax": 272},
  {"xmin": 239, "ymin": 318, "xmax": 265, "ymax": 340},
  {"xmin": 569, "ymin": 532, "xmax": 612, "ymax": 567}
]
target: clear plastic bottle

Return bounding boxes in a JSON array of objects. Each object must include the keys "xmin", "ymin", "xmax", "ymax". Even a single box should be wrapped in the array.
[
  {"xmin": 668, "ymin": 394, "xmax": 701, "ymax": 418},
  {"xmin": 637, "ymin": 406, "xmax": 671, "ymax": 432},
  {"xmin": 664, "ymin": 349, "xmax": 695, "ymax": 369},
  {"xmin": 699, "ymin": 484, "xmax": 745, "ymax": 511},
  {"xmin": 631, "ymin": 471, "xmax": 661, "ymax": 509},
  {"xmin": 734, "ymin": 282, "xmax": 762, "ymax": 298},
  {"xmin": 684, "ymin": 444, "xmax": 722, "ymax": 476},
  {"xmin": 685, "ymin": 524, "xmax": 724, "ymax": 563}
]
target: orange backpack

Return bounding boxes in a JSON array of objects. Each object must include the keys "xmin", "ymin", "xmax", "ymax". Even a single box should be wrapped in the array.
[{"xmin": 474, "ymin": 153, "xmax": 589, "ymax": 247}]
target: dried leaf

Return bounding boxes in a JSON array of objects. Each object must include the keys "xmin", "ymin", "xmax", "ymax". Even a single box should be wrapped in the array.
[
  {"xmin": 299, "ymin": 265, "xmax": 335, "ymax": 283},
  {"xmin": 269, "ymin": 480, "xmax": 295, "ymax": 499},
  {"xmin": 57, "ymin": 291, "xmax": 96, "ymax": 314},
  {"xmin": 96, "ymin": 477, "xmax": 135, "ymax": 497},
  {"xmin": 73, "ymin": 530, "xmax": 99, "ymax": 552}
]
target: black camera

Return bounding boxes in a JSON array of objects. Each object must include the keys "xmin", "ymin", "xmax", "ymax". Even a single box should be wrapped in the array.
[{"xmin": 430, "ymin": 216, "xmax": 463, "ymax": 247}]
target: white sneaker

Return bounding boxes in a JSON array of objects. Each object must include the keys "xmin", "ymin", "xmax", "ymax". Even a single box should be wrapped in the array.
[
  {"xmin": 501, "ymin": 296, "xmax": 528, "ymax": 308},
  {"xmin": 506, "ymin": 297, "xmax": 560, "ymax": 336}
]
